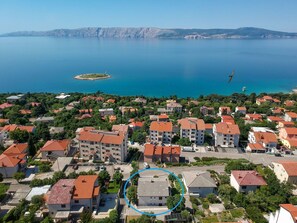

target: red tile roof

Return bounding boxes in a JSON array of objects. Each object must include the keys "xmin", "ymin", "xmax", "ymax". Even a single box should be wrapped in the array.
[
  {"xmin": 254, "ymin": 132, "xmax": 277, "ymax": 144},
  {"xmin": 236, "ymin": 106, "xmax": 246, "ymax": 111},
  {"xmin": 47, "ymin": 179, "xmax": 75, "ymax": 205},
  {"xmin": 2, "ymin": 124, "xmax": 35, "ymax": 133},
  {"xmin": 0, "ymin": 119, "xmax": 9, "ymax": 124},
  {"xmin": 246, "ymin": 114, "xmax": 262, "ymax": 120},
  {"xmin": 144, "ymin": 144, "xmax": 181, "ymax": 156},
  {"xmin": 221, "ymin": 116, "xmax": 235, "ymax": 125},
  {"xmin": 178, "ymin": 118, "xmax": 205, "ymax": 130},
  {"xmin": 0, "ymin": 103, "xmax": 14, "ymax": 110},
  {"xmin": 232, "ymin": 170, "xmax": 267, "ymax": 186},
  {"xmin": 247, "ymin": 143, "xmax": 265, "ymax": 151},
  {"xmin": 150, "ymin": 121, "xmax": 173, "ymax": 132},
  {"xmin": 4, "ymin": 143, "xmax": 28, "ymax": 155},
  {"xmin": 215, "ymin": 123, "xmax": 240, "ymax": 135},
  {"xmin": 0, "ymin": 153, "xmax": 26, "ymax": 167},
  {"xmin": 78, "ymin": 130, "xmax": 103, "ymax": 142},
  {"xmin": 280, "ymin": 204, "xmax": 297, "ymax": 221},
  {"xmin": 205, "ymin": 124, "xmax": 213, "ymax": 129},
  {"xmin": 73, "ymin": 175, "xmax": 99, "ymax": 199},
  {"xmin": 277, "ymin": 161, "xmax": 297, "ymax": 176},
  {"xmin": 144, "ymin": 144, "xmax": 155, "ymax": 156},
  {"xmin": 284, "ymin": 128, "xmax": 297, "ymax": 135},
  {"xmin": 286, "ymin": 112, "xmax": 297, "ymax": 118},
  {"xmin": 267, "ymin": 116, "xmax": 284, "ymax": 122},
  {"xmin": 40, "ymin": 139, "xmax": 71, "ymax": 152}
]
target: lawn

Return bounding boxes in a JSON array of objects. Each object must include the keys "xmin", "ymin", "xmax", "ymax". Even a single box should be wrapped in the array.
[
  {"xmin": 230, "ymin": 208, "xmax": 245, "ymax": 218},
  {"xmin": 107, "ymin": 181, "xmax": 121, "ymax": 194},
  {"xmin": 201, "ymin": 215, "xmax": 219, "ymax": 223}
]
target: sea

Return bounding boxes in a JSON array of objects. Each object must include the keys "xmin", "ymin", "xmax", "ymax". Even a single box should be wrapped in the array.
[{"xmin": 0, "ymin": 37, "xmax": 297, "ymax": 98}]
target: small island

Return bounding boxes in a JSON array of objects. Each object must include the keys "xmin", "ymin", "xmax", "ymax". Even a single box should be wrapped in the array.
[{"xmin": 74, "ymin": 73, "xmax": 111, "ymax": 81}]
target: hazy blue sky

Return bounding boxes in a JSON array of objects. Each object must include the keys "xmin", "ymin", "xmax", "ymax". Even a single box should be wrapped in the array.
[{"xmin": 1, "ymin": 0, "xmax": 297, "ymax": 34}]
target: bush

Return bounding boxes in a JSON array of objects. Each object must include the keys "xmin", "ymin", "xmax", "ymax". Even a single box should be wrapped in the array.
[{"xmin": 202, "ymin": 202, "xmax": 209, "ymax": 209}]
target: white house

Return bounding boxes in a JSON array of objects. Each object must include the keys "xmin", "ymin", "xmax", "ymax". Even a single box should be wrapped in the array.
[
  {"xmin": 272, "ymin": 161, "xmax": 297, "ymax": 184},
  {"xmin": 230, "ymin": 170, "xmax": 267, "ymax": 193},
  {"xmin": 269, "ymin": 204, "xmax": 297, "ymax": 223},
  {"xmin": 284, "ymin": 112, "xmax": 297, "ymax": 122},
  {"xmin": 178, "ymin": 118, "xmax": 205, "ymax": 145},
  {"xmin": 235, "ymin": 106, "xmax": 247, "ymax": 115},
  {"xmin": 213, "ymin": 123, "xmax": 240, "ymax": 147},
  {"xmin": 150, "ymin": 121, "xmax": 174, "ymax": 144},
  {"xmin": 137, "ymin": 177, "xmax": 170, "ymax": 206},
  {"xmin": 182, "ymin": 171, "xmax": 217, "ymax": 197},
  {"xmin": 40, "ymin": 139, "xmax": 71, "ymax": 160}
]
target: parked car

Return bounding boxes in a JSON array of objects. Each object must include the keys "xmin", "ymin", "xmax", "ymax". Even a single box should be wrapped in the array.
[
  {"xmin": 143, "ymin": 162, "xmax": 150, "ymax": 169},
  {"xmin": 95, "ymin": 166, "xmax": 99, "ymax": 171},
  {"xmin": 73, "ymin": 165, "xmax": 78, "ymax": 170},
  {"xmin": 275, "ymin": 153, "xmax": 283, "ymax": 157},
  {"xmin": 100, "ymin": 166, "xmax": 106, "ymax": 171}
]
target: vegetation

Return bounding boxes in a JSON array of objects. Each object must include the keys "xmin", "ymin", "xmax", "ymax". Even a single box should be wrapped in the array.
[
  {"xmin": 0, "ymin": 183, "xmax": 9, "ymax": 202},
  {"xmin": 127, "ymin": 185, "xmax": 138, "ymax": 204}
]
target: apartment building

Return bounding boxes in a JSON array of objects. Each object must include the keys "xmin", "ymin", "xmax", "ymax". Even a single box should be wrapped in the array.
[
  {"xmin": 149, "ymin": 121, "xmax": 174, "ymax": 144},
  {"xmin": 178, "ymin": 118, "xmax": 205, "ymax": 145},
  {"xmin": 213, "ymin": 123, "xmax": 240, "ymax": 147}
]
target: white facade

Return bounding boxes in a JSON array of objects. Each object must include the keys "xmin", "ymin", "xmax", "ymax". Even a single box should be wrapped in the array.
[
  {"xmin": 180, "ymin": 129, "xmax": 204, "ymax": 145},
  {"xmin": 269, "ymin": 206, "xmax": 295, "ymax": 223},
  {"xmin": 272, "ymin": 162, "xmax": 297, "ymax": 184},
  {"xmin": 99, "ymin": 108, "xmax": 114, "ymax": 116},
  {"xmin": 138, "ymin": 196, "xmax": 167, "ymax": 206},
  {"xmin": 213, "ymin": 129, "xmax": 239, "ymax": 147},
  {"xmin": 230, "ymin": 174, "xmax": 261, "ymax": 193},
  {"xmin": 150, "ymin": 130, "xmax": 173, "ymax": 144},
  {"xmin": 48, "ymin": 203, "xmax": 71, "ymax": 217},
  {"xmin": 41, "ymin": 150, "xmax": 67, "ymax": 160}
]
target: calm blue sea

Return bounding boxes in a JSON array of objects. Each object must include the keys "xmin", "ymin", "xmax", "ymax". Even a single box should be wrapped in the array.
[{"xmin": 0, "ymin": 37, "xmax": 297, "ymax": 97}]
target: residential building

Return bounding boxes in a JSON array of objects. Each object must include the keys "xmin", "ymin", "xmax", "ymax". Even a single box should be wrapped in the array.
[
  {"xmin": 230, "ymin": 170, "xmax": 267, "ymax": 193},
  {"xmin": 284, "ymin": 112, "xmax": 297, "ymax": 122},
  {"xmin": 256, "ymin": 96, "xmax": 280, "ymax": 105},
  {"xmin": 0, "ymin": 103, "xmax": 14, "ymax": 110},
  {"xmin": 47, "ymin": 175, "xmax": 101, "ymax": 219},
  {"xmin": 272, "ymin": 161, "xmax": 297, "ymax": 184},
  {"xmin": 269, "ymin": 204, "xmax": 297, "ymax": 223},
  {"xmin": 284, "ymin": 100, "xmax": 296, "ymax": 107},
  {"xmin": 279, "ymin": 128, "xmax": 297, "ymax": 140},
  {"xmin": 119, "ymin": 106, "xmax": 137, "ymax": 115},
  {"xmin": 137, "ymin": 177, "xmax": 170, "ymax": 206},
  {"xmin": 178, "ymin": 118, "xmax": 205, "ymax": 145},
  {"xmin": 128, "ymin": 121, "xmax": 144, "ymax": 132},
  {"xmin": 55, "ymin": 93, "xmax": 70, "ymax": 99},
  {"xmin": 0, "ymin": 143, "xmax": 28, "ymax": 178},
  {"xmin": 49, "ymin": 127, "xmax": 65, "ymax": 135},
  {"xmin": 245, "ymin": 114, "xmax": 262, "ymax": 122},
  {"xmin": 149, "ymin": 121, "xmax": 174, "ymax": 144},
  {"xmin": 158, "ymin": 114, "xmax": 169, "ymax": 122},
  {"xmin": 35, "ymin": 116, "xmax": 55, "ymax": 123},
  {"xmin": 200, "ymin": 106, "xmax": 215, "ymax": 116},
  {"xmin": 0, "ymin": 124, "xmax": 35, "ymax": 143},
  {"xmin": 218, "ymin": 107, "xmax": 231, "ymax": 116},
  {"xmin": 72, "ymin": 175, "xmax": 100, "ymax": 210},
  {"xmin": 213, "ymin": 123, "xmax": 240, "ymax": 147},
  {"xmin": 248, "ymin": 129, "xmax": 277, "ymax": 152},
  {"xmin": 98, "ymin": 108, "xmax": 114, "ymax": 117},
  {"xmin": 246, "ymin": 143, "xmax": 266, "ymax": 153},
  {"xmin": 40, "ymin": 139, "xmax": 71, "ymax": 160},
  {"xmin": 144, "ymin": 144, "xmax": 181, "ymax": 163},
  {"xmin": 6, "ymin": 94, "xmax": 24, "ymax": 103},
  {"xmin": 133, "ymin": 97, "xmax": 147, "ymax": 104},
  {"xmin": 205, "ymin": 124, "xmax": 213, "ymax": 135},
  {"xmin": 77, "ymin": 126, "xmax": 128, "ymax": 162},
  {"xmin": 166, "ymin": 102, "xmax": 182, "ymax": 113},
  {"xmin": 221, "ymin": 115, "xmax": 235, "ymax": 125},
  {"xmin": 182, "ymin": 171, "xmax": 217, "ymax": 197},
  {"xmin": 235, "ymin": 106, "xmax": 247, "ymax": 115},
  {"xmin": 278, "ymin": 121, "xmax": 295, "ymax": 129},
  {"xmin": 267, "ymin": 116, "xmax": 284, "ymax": 123}
]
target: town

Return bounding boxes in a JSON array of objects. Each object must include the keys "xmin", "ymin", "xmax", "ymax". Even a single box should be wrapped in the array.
[{"xmin": 1, "ymin": 92, "xmax": 297, "ymax": 223}]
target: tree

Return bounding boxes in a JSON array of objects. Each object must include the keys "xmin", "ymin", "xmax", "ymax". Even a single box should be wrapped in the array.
[
  {"xmin": 80, "ymin": 209, "xmax": 93, "ymax": 223},
  {"xmin": 31, "ymin": 195, "xmax": 44, "ymax": 207},
  {"xmin": 109, "ymin": 209, "xmax": 118, "ymax": 223},
  {"xmin": 13, "ymin": 172, "xmax": 25, "ymax": 182},
  {"xmin": 113, "ymin": 170, "xmax": 123, "ymax": 184},
  {"xmin": 177, "ymin": 138, "xmax": 192, "ymax": 146},
  {"xmin": 127, "ymin": 185, "xmax": 137, "ymax": 204},
  {"xmin": 39, "ymin": 163, "xmax": 51, "ymax": 173},
  {"xmin": 131, "ymin": 130, "xmax": 146, "ymax": 144},
  {"xmin": 181, "ymin": 210, "xmax": 191, "ymax": 222},
  {"xmin": 9, "ymin": 129, "xmax": 29, "ymax": 143},
  {"xmin": 130, "ymin": 168, "xmax": 140, "ymax": 185},
  {"xmin": 28, "ymin": 133, "xmax": 36, "ymax": 156},
  {"xmin": 166, "ymin": 194, "xmax": 185, "ymax": 212},
  {"xmin": 206, "ymin": 193, "xmax": 220, "ymax": 203},
  {"xmin": 40, "ymin": 216, "xmax": 54, "ymax": 223},
  {"xmin": 99, "ymin": 170, "xmax": 111, "ymax": 186},
  {"xmin": 168, "ymin": 173, "xmax": 175, "ymax": 182},
  {"xmin": 52, "ymin": 171, "xmax": 66, "ymax": 183}
]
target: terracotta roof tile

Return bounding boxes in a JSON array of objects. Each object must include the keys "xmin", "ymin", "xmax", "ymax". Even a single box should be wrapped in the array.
[
  {"xmin": 232, "ymin": 170, "xmax": 267, "ymax": 186},
  {"xmin": 254, "ymin": 132, "xmax": 277, "ymax": 144},
  {"xmin": 214, "ymin": 123, "xmax": 240, "ymax": 135},
  {"xmin": 73, "ymin": 175, "xmax": 99, "ymax": 199},
  {"xmin": 4, "ymin": 143, "xmax": 28, "ymax": 155},
  {"xmin": 280, "ymin": 204, "xmax": 297, "ymax": 221},
  {"xmin": 277, "ymin": 161, "xmax": 297, "ymax": 176},
  {"xmin": 178, "ymin": 118, "xmax": 205, "ymax": 130},
  {"xmin": 40, "ymin": 139, "xmax": 71, "ymax": 152},
  {"xmin": 0, "ymin": 153, "xmax": 26, "ymax": 167},
  {"xmin": 287, "ymin": 112, "xmax": 297, "ymax": 118},
  {"xmin": 47, "ymin": 179, "xmax": 75, "ymax": 205},
  {"xmin": 150, "ymin": 121, "xmax": 173, "ymax": 132}
]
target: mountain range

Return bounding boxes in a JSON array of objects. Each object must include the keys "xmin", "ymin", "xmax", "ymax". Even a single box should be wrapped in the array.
[{"xmin": 2, "ymin": 27, "xmax": 297, "ymax": 39}]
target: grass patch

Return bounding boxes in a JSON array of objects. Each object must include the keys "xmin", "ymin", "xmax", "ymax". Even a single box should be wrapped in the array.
[
  {"xmin": 107, "ymin": 181, "xmax": 120, "ymax": 194},
  {"xmin": 201, "ymin": 215, "xmax": 219, "ymax": 223},
  {"xmin": 230, "ymin": 208, "xmax": 245, "ymax": 218}
]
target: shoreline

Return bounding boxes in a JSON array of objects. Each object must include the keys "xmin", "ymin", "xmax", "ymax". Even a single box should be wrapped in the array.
[{"xmin": 74, "ymin": 73, "xmax": 111, "ymax": 81}]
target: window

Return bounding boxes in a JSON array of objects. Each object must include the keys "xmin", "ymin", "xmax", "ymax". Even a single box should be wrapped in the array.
[
  {"xmin": 159, "ymin": 197, "xmax": 162, "ymax": 200},
  {"xmin": 61, "ymin": 204, "xmax": 66, "ymax": 208},
  {"xmin": 75, "ymin": 200, "xmax": 79, "ymax": 203},
  {"xmin": 242, "ymin": 186, "xmax": 247, "ymax": 189}
]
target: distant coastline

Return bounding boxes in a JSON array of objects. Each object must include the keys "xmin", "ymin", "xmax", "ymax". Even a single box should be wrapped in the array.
[{"xmin": 74, "ymin": 73, "xmax": 111, "ymax": 81}]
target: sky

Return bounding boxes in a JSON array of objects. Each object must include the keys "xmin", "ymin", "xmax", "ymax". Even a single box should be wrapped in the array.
[{"xmin": 0, "ymin": 0, "xmax": 297, "ymax": 34}]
